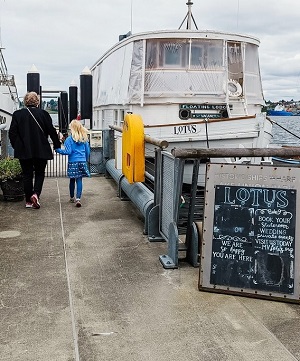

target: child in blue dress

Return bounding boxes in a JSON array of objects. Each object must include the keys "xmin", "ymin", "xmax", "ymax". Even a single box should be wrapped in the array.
[{"xmin": 55, "ymin": 119, "xmax": 90, "ymax": 207}]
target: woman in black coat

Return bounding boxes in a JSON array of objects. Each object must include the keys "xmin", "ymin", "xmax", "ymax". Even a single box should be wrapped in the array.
[{"xmin": 9, "ymin": 92, "xmax": 61, "ymax": 209}]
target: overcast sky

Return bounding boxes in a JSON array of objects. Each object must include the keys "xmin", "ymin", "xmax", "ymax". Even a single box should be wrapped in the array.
[{"xmin": 1, "ymin": 0, "xmax": 300, "ymax": 102}]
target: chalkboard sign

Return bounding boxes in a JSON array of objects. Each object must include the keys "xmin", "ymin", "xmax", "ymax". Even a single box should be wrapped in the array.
[
  {"xmin": 200, "ymin": 164, "xmax": 300, "ymax": 302},
  {"xmin": 211, "ymin": 185, "xmax": 295, "ymax": 293}
]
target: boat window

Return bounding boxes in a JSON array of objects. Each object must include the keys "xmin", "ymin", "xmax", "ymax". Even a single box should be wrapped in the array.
[
  {"xmin": 244, "ymin": 43, "xmax": 262, "ymax": 98},
  {"xmin": 145, "ymin": 39, "xmax": 223, "ymax": 70},
  {"xmin": 114, "ymin": 110, "xmax": 118, "ymax": 125},
  {"xmin": 190, "ymin": 40, "xmax": 223, "ymax": 69},
  {"xmin": 146, "ymin": 40, "xmax": 158, "ymax": 68},
  {"xmin": 207, "ymin": 44, "xmax": 223, "ymax": 68},
  {"xmin": 146, "ymin": 39, "xmax": 187, "ymax": 68},
  {"xmin": 244, "ymin": 43, "xmax": 259, "ymax": 73},
  {"xmin": 161, "ymin": 41, "xmax": 187, "ymax": 68},
  {"xmin": 120, "ymin": 110, "xmax": 125, "ymax": 126},
  {"xmin": 164, "ymin": 44, "xmax": 181, "ymax": 66},
  {"xmin": 227, "ymin": 42, "xmax": 243, "ymax": 82},
  {"xmin": 96, "ymin": 110, "xmax": 101, "ymax": 129},
  {"xmin": 190, "ymin": 46, "xmax": 203, "ymax": 67}
]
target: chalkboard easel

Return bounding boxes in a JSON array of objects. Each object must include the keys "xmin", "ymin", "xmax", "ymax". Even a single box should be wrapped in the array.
[{"xmin": 199, "ymin": 163, "xmax": 300, "ymax": 303}]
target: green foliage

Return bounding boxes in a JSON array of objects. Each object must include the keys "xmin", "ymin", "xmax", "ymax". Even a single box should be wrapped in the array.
[{"xmin": 0, "ymin": 157, "xmax": 23, "ymax": 181}]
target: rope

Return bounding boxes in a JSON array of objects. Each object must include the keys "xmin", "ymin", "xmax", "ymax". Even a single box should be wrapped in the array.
[
  {"xmin": 267, "ymin": 116, "xmax": 300, "ymax": 141},
  {"xmin": 204, "ymin": 117, "xmax": 210, "ymax": 148}
]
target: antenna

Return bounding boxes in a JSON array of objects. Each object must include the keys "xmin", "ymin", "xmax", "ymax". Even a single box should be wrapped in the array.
[
  {"xmin": 178, "ymin": 1, "xmax": 198, "ymax": 30},
  {"xmin": 237, "ymin": 0, "xmax": 240, "ymax": 30},
  {"xmin": 130, "ymin": 0, "xmax": 133, "ymax": 33},
  {"xmin": 0, "ymin": 1, "xmax": 2, "ymax": 47}
]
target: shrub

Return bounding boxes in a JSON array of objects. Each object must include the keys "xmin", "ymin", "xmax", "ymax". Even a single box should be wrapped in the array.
[{"xmin": 0, "ymin": 157, "xmax": 23, "ymax": 181}]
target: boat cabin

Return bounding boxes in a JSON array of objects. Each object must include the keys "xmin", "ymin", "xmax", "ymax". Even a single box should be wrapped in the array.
[{"xmin": 91, "ymin": 30, "xmax": 265, "ymax": 131}]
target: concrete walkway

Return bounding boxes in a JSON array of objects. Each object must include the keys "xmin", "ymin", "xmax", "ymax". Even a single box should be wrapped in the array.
[{"xmin": 0, "ymin": 176, "xmax": 300, "ymax": 361}]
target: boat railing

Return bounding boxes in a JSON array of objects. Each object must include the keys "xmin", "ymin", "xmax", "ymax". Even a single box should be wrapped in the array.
[
  {"xmin": 171, "ymin": 146, "xmax": 300, "ymax": 159},
  {"xmin": 143, "ymin": 114, "xmax": 256, "ymax": 128},
  {"xmin": 109, "ymin": 124, "xmax": 168, "ymax": 149}
]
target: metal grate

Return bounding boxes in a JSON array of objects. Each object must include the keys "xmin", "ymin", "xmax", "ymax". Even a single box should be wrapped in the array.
[
  {"xmin": 160, "ymin": 152, "xmax": 180, "ymax": 240},
  {"xmin": 88, "ymin": 147, "xmax": 105, "ymax": 174},
  {"xmin": 159, "ymin": 154, "xmax": 204, "ymax": 240}
]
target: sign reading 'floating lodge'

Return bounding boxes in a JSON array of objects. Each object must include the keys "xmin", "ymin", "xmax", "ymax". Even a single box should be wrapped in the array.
[
  {"xmin": 199, "ymin": 164, "xmax": 300, "ymax": 303},
  {"xmin": 180, "ymin": 104, "xmax": 227, "ymax": 110},
  {"xmin": 179, "ymin": 104, "xmax": 227, "ymax": 120}
]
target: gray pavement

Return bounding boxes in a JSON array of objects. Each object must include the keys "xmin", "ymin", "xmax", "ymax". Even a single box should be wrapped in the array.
[{"xmin": 0, "ymin": 175, "xmax": 300, "ymax": 361}]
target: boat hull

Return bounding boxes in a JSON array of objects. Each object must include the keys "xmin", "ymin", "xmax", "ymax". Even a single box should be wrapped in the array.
[
  {"xmin": 267, "ymin": 110, "xmax": 293, "ymax": 116},
  {"xmin": 112, "ymin": 110, "xmax": 273, "ymax": 186},
  {"xmin": 0, "ymin": 92, "xmax": 15, "ymax": 130},
  {"xmin": 0, "ymin": 49, "xmax": 19, "ymax": 132},
  {"xmin": 272, "ymin": 156, "xmax": 300, "ymax": 167}
]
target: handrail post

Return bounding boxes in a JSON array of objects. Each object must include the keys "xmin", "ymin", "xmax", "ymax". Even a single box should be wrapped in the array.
[
  {"xmin": 153, "ymin": 148, "xmax": 162, "ymax": 207},
  {"xmin": 185, "ymin": 159, "xmax": 200, "ymax": 266}
]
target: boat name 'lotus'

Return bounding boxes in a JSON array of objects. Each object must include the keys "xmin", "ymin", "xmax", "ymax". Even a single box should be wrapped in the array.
[{"xmin": 174, "ymin": 124, "xmax": 197, "ymax": 135}]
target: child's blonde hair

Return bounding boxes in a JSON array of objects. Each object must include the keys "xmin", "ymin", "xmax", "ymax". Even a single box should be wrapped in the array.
[{"xmin": 69, "ymin": 119, "xmax": 88, "ymax": 142}]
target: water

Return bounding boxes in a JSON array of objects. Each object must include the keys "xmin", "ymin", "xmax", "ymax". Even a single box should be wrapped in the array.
[{"xmin": 269, "ymin": 116, "xmax": 300, "ymax": 146}]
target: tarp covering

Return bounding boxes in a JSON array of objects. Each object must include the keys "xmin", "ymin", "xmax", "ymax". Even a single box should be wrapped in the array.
[
  {"xmin": 128, "ymin": 40, "xmax": 143, "ymax": 103},
  {"xmin": 92, "ymin": 36, "xmax": 264, "ymax": 107},
  {"xmin": 244, "ymin": 43, "xmax": 264, "ymax": 104},
  {"xmin": 92, "ymin": 42, "xmax": 133, "ymax": 107},
  {"xmin": 144, "ymin": 38, "xmax": 225, "ymax": 97}
]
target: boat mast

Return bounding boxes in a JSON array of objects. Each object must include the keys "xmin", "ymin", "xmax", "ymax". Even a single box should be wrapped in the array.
[
  {"xmin": 187, "ymin": 0, "xmax": 193, "ymax": 29},
  {"xmin": 178, "ymin": 1, "xmax": 198, "ymax": 30}
]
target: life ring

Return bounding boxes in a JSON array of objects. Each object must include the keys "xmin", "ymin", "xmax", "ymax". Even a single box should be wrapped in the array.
[{"xmin": 228, "ymin": 79, "xmax": 242, "ymax": 97}]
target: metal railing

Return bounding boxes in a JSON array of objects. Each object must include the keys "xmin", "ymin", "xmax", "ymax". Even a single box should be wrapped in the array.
[{"xmin": 45, "ymin": 146, "xmax": 68, "ymax": 177}]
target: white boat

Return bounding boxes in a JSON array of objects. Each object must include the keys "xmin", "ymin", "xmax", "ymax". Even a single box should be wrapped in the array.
[
  {"xmin": 0, "ymin": 47, "xmax": 19, "ymax": 132},
  {"xmin": 90, "ymin": 1, "xmax": 273, "ymax": 184}
]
